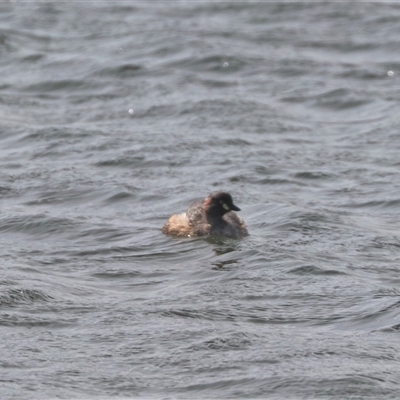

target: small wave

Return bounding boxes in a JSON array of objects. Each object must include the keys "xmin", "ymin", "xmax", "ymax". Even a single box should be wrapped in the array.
[
  {"xmin": 282, "ymin": 87, "xmax": 372, "ymax": 111},
  {"xmin": 161, "ymin": 308, "xmax": 236, "ymax": 322},
  {"xmin": 94, "ymin": 155, "xmax": 169, "ymax": 168},
  {"xmin": 24, "ymin": 188, "xmax": 106, "ymax": 206},
  {"xmin": 103, "ymin": 191, "xmax": 135, "ymax": 204},
  {"xmin": 0, "ymin": 288, "xmax": 52, "ymax": 307},
  {"xmin": 344, "ymin": 198, "xmax": 400, "ymax": 209},
  {"xmin": 94, "ymin": 155, "xmax": 145, "ymax": 167},
  {"xmin": 0, "ymin": 185, "xmax": 16, "ymax": 197},
  {"xmin": 255, "ymin": 178, "xmax": 305, "ymax": 187},
  {"xmin": 0, "ymin": 214, "xmax": 77, "ymax": 236},
  {"xmin": 294, "ymin": 171, "xmax": 336, "ymax": 180},
  {"xmin": 91, "ymin": 270, "xmax": 142, "ymax": 280},
  {"xmin": 272, "ymin": 211, "xmax": 342, "ymax": 234},
  {"xmin": 18, "ymin": 126, "xmax": 97, "ymax": 143},
  {"xmin": 165, "ymin": 54, "xmax": 248, "ymax": 73},
  {"xmin": 288, "ymin": 265, "xmax": 347, "ymax": 276},
  {"xmin": 0, "ymin": 316, "xmax": 73, "ymax": 329},
  {"xmin": 333, "ymin": 298, "xmax": 400, "ymax": 332},
  {"xmin": 97, "ymin": 63, "xmax": 144, "ymax": 78},
  {"xmin": 187, "ymin": 333, "xmax": 252, "ymax": 352},
  {"xmin": 23, "ymin": 79, "xmax": 94, "ymax": 93}
]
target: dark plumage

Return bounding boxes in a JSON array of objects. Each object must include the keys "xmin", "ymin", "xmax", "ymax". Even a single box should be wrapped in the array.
[{"xmin": 162, "ymin": 192, "xmax": 248, "ymax": 238}]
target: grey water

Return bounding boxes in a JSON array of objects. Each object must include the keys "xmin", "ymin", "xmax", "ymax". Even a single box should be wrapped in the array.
[{"xmin": 2, "ymin": 2, "xmax": 400, "ymax": 399}]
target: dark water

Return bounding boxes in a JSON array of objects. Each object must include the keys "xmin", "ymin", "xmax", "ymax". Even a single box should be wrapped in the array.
[{"xmin": 2, "ymin": 2, "xmax": 400, "ymax": 399}]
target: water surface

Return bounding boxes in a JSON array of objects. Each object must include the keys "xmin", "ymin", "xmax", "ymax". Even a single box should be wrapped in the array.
[{"xmin": 2, "ymin": 2, "xmax": 400, "ymax": 399}]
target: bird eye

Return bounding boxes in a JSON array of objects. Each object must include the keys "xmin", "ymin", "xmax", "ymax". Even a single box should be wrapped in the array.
[{"xmin": 221, "ymin": 202, "xmax": 230, "ymax": 211}]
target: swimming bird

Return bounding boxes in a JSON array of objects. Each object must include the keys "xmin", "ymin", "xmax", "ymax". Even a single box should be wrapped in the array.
[{"xmin": 162, "ymin": 192, "xmax": 248, "ymax": 238}]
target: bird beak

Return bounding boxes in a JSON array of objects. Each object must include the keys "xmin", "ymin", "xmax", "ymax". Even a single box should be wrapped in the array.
[{"xmin": 231, "ymin": 204, "xmax": 240, "ymax": 211}]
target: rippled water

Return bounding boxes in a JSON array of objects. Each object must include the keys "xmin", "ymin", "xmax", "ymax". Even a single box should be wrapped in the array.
[{"xmin": 2, "ymin": 2, "xmax": 400, "ymax": 399}]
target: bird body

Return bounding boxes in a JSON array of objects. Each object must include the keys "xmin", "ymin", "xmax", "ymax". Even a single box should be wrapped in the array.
[{"xmin": 162, "ymin": 192, "xmax": 248, "ymax": 238}]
